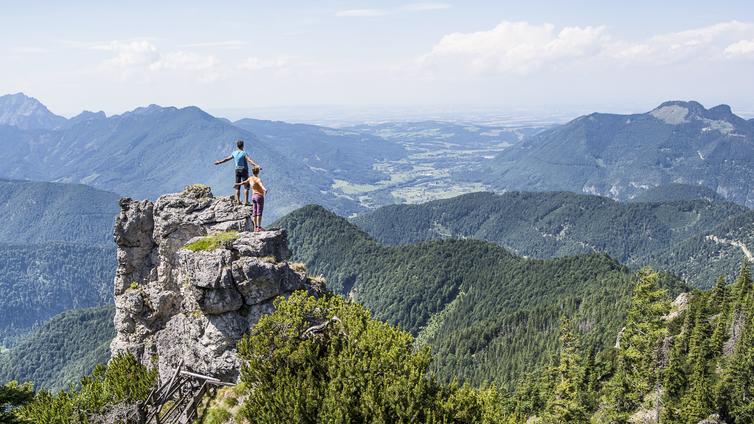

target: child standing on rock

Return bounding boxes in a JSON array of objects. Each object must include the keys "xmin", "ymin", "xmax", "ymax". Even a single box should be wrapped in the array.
[{"xmin": 235, "ymin": 166, "xmax": 268, "ymax": 232}]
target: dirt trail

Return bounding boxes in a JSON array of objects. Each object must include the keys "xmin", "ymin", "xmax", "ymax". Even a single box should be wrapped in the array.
[{"xmin": 706, "ymin": 235, "xmax": 754, "ymax": 262}]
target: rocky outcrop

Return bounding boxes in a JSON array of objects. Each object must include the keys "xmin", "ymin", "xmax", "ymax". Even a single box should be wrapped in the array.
[{"xmin": 110, "ymin": 185, "xmax": 321, "ymax": 383}]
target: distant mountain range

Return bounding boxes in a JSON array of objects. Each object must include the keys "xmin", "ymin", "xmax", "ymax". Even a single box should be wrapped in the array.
[
  {"xmin": 480, "ymin": 101, "xmax": 754, "ymax": 207},
  {"xmin": 233, "ymin": 119, "xmax": 405, "ymax": 185},
  {"xmin": 351, "ymin": 188, "xmax": 752, "ymax": 288},
  {"xmin": 0, "ymin": 93, "xmax": 406, "ymax": 219}
]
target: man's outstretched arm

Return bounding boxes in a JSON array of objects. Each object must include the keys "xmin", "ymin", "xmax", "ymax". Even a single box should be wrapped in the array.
[
  {"xmin": 214, "ymin": 156, "xmax": 233, "ymax": 165},
  {"xmin": 245, "ymin": 155, "xmax": 260, "ymax": 168}
]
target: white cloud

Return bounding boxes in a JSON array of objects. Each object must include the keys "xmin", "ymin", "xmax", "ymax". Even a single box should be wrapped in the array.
[
  {"xmin": 336, "ymin": 9, "xmax": 389, "ymax": 17},
  {"xmin": 608, "ymin": 20, "xmax": 754, "ymax": 64},
  {"xmin": 94, "ymin": 40, "xmax": 223, "ymax": 82},
  {"xmin": 419, "ymin": 20, "xmax": 754, "ymax": 75},
  {"xmin": 95, "ymin": 41, "xmax": 160, "ymax": 67},
  {"xmin": 725, "ymin": 39, "xmax": 754, "ymax": 57},
  {"xmin": 421, "ymin": 21, "xmax": 608, "ymax": 74}
]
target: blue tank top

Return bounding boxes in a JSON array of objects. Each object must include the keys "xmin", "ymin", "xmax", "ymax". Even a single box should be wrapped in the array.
[{"xmin": 232, "ymin": 150, "xmax": 248, "ymax": 169}]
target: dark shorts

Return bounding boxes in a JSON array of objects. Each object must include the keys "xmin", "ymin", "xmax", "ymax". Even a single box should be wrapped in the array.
[
  {"xmin": 235, "ymin": 167, "xmax": 249, "ymax": 187},
  {"xmin": 252, "ymin": 194, "xmax": 264, "ymax": 217}
]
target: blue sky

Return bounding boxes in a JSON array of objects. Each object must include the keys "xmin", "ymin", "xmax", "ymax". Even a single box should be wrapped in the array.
[{"xmin": 2, "ymin": 0, "xmax": 754, "ymax": 120}]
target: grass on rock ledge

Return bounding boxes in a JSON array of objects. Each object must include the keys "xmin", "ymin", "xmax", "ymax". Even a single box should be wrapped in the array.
[{"xmin": 184, "ymin": 231, "xmax": 239, "ymax": 252}]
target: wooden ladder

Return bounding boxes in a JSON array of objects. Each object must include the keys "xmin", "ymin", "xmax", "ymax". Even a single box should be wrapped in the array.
[{"xmin": 142, "ymin": 360, "xmax": 235, "ymax": 424}]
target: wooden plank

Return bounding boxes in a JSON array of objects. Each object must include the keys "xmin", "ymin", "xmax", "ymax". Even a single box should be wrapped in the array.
[
  {"xmin": 179, "ymin": 370, "xmax": 235, "ymax": 386},
  {"xmin": 159, "ymin": 359, "xmax": 185, "ymax": 404},
  {"xmin": 179, "ymin": 381, "xmax": 208, "ymax": 424}
]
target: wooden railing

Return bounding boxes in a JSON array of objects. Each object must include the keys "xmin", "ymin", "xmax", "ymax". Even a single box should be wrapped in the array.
[{"xmin": 142, "ymin": 360, "xmax": 235, "ymax": 424}]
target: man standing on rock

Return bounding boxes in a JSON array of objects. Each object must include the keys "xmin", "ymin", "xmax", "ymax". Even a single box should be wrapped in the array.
[{"xmin": 214, "ymin": 140, "xmax": 261, "ymax": 206}]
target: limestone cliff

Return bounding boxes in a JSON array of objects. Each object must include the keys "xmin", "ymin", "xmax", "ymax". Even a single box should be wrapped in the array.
[{"xmin": 110, "ymin": 185, "xmax": 321, "ymax": 383}]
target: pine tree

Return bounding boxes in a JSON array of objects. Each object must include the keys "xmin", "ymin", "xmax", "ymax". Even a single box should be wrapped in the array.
[
  {"xmin": 602, "ymin": 269, "xmax": 670, "ymax": 421},
  {"xmin": 710, "ymin": 277, "xmax": 731, "ymax": 357},
  {"xmin": 0, "ymin": 381, "xmax": 34, "ymax": 424},
  {"xmin": 541, "ymin": 318, "xmax": 588, "ymax": 423},
  {"xmin": 727, "ymin": 284, "xmax": 754, "ymax": 422},
  {"xmin": 661, "ymin": 301, "xmax": 693, "ymax": 421},
  {"xmin": 734, "ymin": 261, "xmax": 752, "ymax": 309},
  {"xmin": 681, "ymin": 295, "xmax": 714, "ymax": 422}
]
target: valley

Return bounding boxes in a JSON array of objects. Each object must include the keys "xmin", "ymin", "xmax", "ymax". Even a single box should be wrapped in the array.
[
  {"xmin": 333, "ymin": 121, "xmax": 542, "ymax": 208},
  {"xmin": 2, "ymin": 95, "xmax": 754, "ymax": 422}
]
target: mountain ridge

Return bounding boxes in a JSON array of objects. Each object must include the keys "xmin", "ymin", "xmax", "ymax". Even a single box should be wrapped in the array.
[
  {"xmin": 0, "ymin": 93, "xmax": 66, "ymax": 130},
  {"xmin": 481, "ymin": 100, "xmax": 754, "ymax": 207}
]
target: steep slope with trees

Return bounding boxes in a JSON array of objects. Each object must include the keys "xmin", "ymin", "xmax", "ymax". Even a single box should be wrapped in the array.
[
  {"xmin": 0, "ymin": 306, "xmax": 114, "ymax": 391},
  {"xmin": 276, "ymin": 205, "xmax": 685, "ymax": 387}
]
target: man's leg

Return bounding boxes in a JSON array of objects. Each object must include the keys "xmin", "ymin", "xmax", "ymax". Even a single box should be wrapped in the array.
[
  {"xmin": 234, "ymin": 187, "xmax": 241, "ymax": 204},
  {"xmin": 244, "ymin": 187, "xmax": 250, "ymax": 205}
]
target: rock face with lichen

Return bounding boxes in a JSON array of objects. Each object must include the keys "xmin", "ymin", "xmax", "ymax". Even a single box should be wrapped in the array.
[{"xmin": 110, "ymin": 185, "xmax": 321, "ymax": 383}]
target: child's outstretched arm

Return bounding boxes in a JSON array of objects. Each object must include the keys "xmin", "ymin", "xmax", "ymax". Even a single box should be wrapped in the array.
[{"xmin": 234, "ymin": 178, "xmax": 251, "ymax": 188}]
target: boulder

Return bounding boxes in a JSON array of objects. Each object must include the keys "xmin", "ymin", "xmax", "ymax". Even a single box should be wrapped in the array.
[{"xmin": 110, "ymin": 186, "xmax": 321, "ymax": 383}]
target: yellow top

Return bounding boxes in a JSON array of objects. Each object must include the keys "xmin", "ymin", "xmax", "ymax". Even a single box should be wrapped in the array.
[{"xmin": 250, "ymin": 176, "xmax": 265, "ymax": 196}]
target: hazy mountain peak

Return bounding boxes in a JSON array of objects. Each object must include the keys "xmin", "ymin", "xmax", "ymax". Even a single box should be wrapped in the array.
[
  {"xmin": 650, "ymin": 100, "xmax": 738, "ymax": 125},
  {"xmin": 707, "ymin": 104, "xmax": 734, "ymax": 119},
  {"xmin": 0, "ymin": 92, "xmax": 66, "ymax": 130},
  {"xmin": 128, "ymin": 104, "xmax": 173, "ymax": 115},
  {"xmin": 70, "ymin": 110, "xmax": 107, "ymax": 122}
]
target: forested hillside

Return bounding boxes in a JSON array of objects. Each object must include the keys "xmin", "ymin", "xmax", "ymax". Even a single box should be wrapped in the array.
[
  {"xmin": 0, "ymin": 306, "xmax": 114, "ymax": 391},
  {"xmin": 353, "ymin": 191, "xmax": 741, "ymax": 262},
  {"xmin": 351, "ymin": 191, "xmax": 754, "ymax": 288},
  {"xmin": 629, "ymin": 183, "xmax": 725, "ymax": 203},
  {"xmin": 9, "ymin": 266, "xmax": 754, "ymax": 423},
  {"xmin": 0, "ymin": 244, "xmax": 115, "ymax": 345},
  {"xmin": 0, "ymin": 180, "xmax": 117, "ymax": 345},
  {"xmin": 638, "ymin": 210, "xmax": 754, "ymax": 288},
  {"xmin": 0, "ymin": 179, "xmax": 119, "ymax": 245},
  {"xmin": 275, "ymin": 205, "xmax": 685, "ymax": 387}
]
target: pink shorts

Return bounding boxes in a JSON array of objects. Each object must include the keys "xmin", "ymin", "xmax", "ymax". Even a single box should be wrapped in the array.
[{"xmin": 252, "ymin": 193, "xmax": 264, "ymax": 217}]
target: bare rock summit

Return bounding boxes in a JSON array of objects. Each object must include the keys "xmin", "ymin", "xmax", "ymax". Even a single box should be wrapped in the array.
[{"xmin": 110, "ymin": 185, "xmax": 322, "ymax": 383}]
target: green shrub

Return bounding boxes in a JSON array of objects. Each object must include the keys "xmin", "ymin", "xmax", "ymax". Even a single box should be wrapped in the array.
[
  {"xmin": 184, "ymin": 231, "xmax": 239, "ymax": 252},
  {"xmin": 236, "ymin": 291, "xmax": 502, "ymax": 423},
  {"xmin": 202, "ymin": 406, "xmax": 231, "ymax": 424},
  {"xmin": 223, "ymin": 396, "xmax": 238, "ymax": 408},
  {"xmin": 0, "ymin": 381, "xmax": 34, "ymax": 423},
  {"xmin": 16, "ymin": 353, "xmax": 157, "ymax": 423}
]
